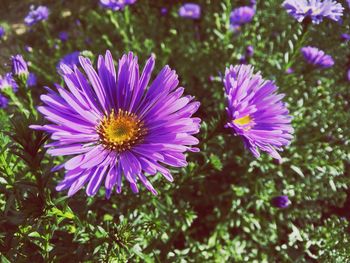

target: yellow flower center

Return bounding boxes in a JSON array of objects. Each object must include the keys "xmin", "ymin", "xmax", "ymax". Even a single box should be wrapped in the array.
[
  {"xmin": 97, "ymin": 109, "xmax": 146, "ymax": 152},
  {"xmin": 233, "ymin": 115, "xmax": 252, "ymax": 126}
]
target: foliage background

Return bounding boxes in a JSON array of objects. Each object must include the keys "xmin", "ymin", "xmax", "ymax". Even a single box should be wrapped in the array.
[{"xmin": 0, "ymin": 0, "xmax": 350, "ymax": 262}]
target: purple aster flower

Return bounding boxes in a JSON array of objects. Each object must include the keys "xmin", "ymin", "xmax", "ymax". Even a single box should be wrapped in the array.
[
  {"xmin": 347, "ymin": 68, "xmax": 350, "ymax": 82},
  {"xmin": 100, "ymin": 0, "xmax": 136, "ymax": 11},
  {"xmin": 271, "ymin": 195, "xmax": 291, "ymax": 208},
  {"xmin": 24, "ymin": 5, "xmax": 49, "ymax": 26},
  {"xmin": 178, "ymin": 3, "xmax": 201, "ymax": 19},
  {"xmin": 301, "ymin": 46, "xmax": 334, "ymax": 68},
  {"xmin": 341, "ymin": 33, "xmax": 350, "ymax": 41},
  {"xmin": 286, "ymin": 67, "xmax": 294, "ymax": 74},
  {"xmin": 161, "ymin": 7, "xmax": 168, "ymax": 16},
  {"xmin": 0, "ymin": 73, "xmax": 18, "ymax": 92},
  {"xmin": 24, "ymin": 45, "xmax": 33, "ymax": 53},
  {"xmin": 245, "ymin": 45, "xmax": 254, "ymax": 57},
  {"xmin": 224, "ymin": 65, "xmax": 293, "ymax": 160},
  {"xmin": 0, "ymin": 26, "xmax": 5, "ymax": 39},
  {"xmin": 230, "ymin": 6, "xmax": 255, "ymax": 26},
  {"xmin": 11, "ymin": 54, "xmax": 29, "ymax": 77},
  {"xmin": 58, "ymin": 51, "xmax": 80, "ymax": 69},
  {"xmin": 31, "ymin": 51, "xmax": 200, "ymax": 198},
  {"xmin": 27, "ymin": 73, "xmax": 37, "ymax": 87},
  {"xmin": 347, "ymin": 0, "xmax": 350, "ymax": 9},
  {"xmin": 0, "ymin": 94, "xmax": 9, "ymax": 109},
  {"xmin": 59, "ymin": 31, "xmax": 69, "ymax": 42},
  {"xmin": 282, "ymin": 0, "xmax": 344, "ymax": 24}
]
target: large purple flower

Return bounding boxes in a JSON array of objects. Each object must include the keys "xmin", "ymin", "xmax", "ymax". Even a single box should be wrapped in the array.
[
  {"xmin": 31, "ymin": 51, "xmax": 200, "ymax": 197},
  {"xmin": 178, "ymin": 3, "xmax": 201, "ymax": 19},
  {"xmin": 230, "ymin": 6, "xmax": 255, "ymax": 27},
  {"xmin": 301, "ymin": 46, "xmax": 334, "ymax": 68},
  {"xmin": 100, "ymin": 0, "xmax": 136, "ymax": 11},
  {"xmin": 224, "ymin": 65, "xmax": 293, "ymax": 160},
  {"xmin": 282, "ymin": 0, "xmax": 344, "ymax": 24},
  {"xmin": 0, "ymin": 73, "xmax": 18, "ymax": 92},
  {"xmin": 24, "ymin": 5, "xmax": 49, "ymax": 26}
]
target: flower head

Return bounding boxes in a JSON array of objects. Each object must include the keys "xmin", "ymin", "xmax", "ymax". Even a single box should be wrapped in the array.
[
  {"xmin": 31, "ymin": 51, "xmax": 200, "ymax": 198},
  {"xmin": 245, "ymin": 45, "xmax": 254, "ymax": 57},
  {"xmin": 0, "ymin": 94, "xmax": 8, "ymax": 109},
  {"xmin": 58, "ymin": 51, "xmax": 80, "ymax": 69},
  {"xmin": 24, "ymin": 5, "xmax": 49, "ymax": 26},
  {"xmin": 11, "ymin": 54, "xmax": 29, "ymax": 77},
  {"xmin": 230, "ymin": 6, "xmax": 255, "ymax": 27},
  {"xmin": 301, "ymin": 46, "xmax": 334, "ymax": 68},
  {"xmin": 0, "ymin": 26, "xmax": 5, "ymax": 39},
  {"xmin": 0, "ymin": 73, "xmax": 18, "ymax": 92},
  {"xmin": 271, "ymin": 195, "xmax": 291, "ymax": 208},
  {"xmin": 224, "ymin": 65, "xmax": 293, "ymax": 160},
  {"xmin": 341, "ymin": 33, "xmax": 350, "ymax": 42},
  {"xmin": 100, "ymin": 0, "xmax": 136, "ymax": 11},
  {"xmin": 59, "ymin": 31, "xmax": 69, "ymax": 42},
  {"xmin": 282, "ymin": 0, "xmax": 344, "ymax": 24},
  {"xmin": 27, "ymin": 73, "xmax": 37, "ymax": 87},
  {"xmin": 179, "ymin": 3, "xmax": 201, "ymax": 19}
]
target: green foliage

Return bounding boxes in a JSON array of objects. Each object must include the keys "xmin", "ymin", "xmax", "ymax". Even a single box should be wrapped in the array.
[{"xmin": 0, "ymin": 0, "xmax": 350, "ymax": 261}]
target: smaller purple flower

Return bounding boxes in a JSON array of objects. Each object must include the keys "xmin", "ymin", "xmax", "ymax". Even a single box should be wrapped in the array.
[
  {"xmin": 58, "ymin": 51, "xmax": 80, "ymax": 69},
  {"xmin": 347, "ymin": 0, "xmax": 350, "ymax": 9},
  {"xmin": 0, "ymin": 26, "xmax": 5, "ymax": 39},
  {"xmin": 301, "ymin": 46, "xmax": 334, "ymax": 69},
  {"xmin": 100, "ymin": 0, "xmax": 137, "ymax": 11},
  {"xmin": 271, "ymin": 195, "xmax": 291, "ymax": 208},
  {"xmin": 161, "ymin": 7, "xmax": 168, "ymax": 16},
  {"xmin": 27, "ymin": 73, "xmax": 37, "ymax": 87},
  {"xmin": 0, "ymin": 73, "xmax": 18, "ymax": 92},
  {"xmin": 230, "ymin": 6, "xmax": 255, "ymax": 26},
  {"xmin": 24, "ymin": 5, "xmax": 49, "ymax": 26},
  {"xmin": 245, "ymin": 45, "xmax": 254, "ymax": 57},
  {"xmin": 282, "ymin": 0, "xmax": 344, "ymax": 24},
  {"xmin": 0, "ymin": 94, "xmax": 9, "ymax": 109},
  {"xmin": 286, "ymin": 67, "xmax": 294, "ymax": 74},
  {"xmin": 341, "ymin": 33, "xmax": 350, "ymax": 42},
  {"xmin": 179, "ymin": 3, "xmax": 201, "ymax": 19},
  {"xmin": 59, "ymin": 31, "xmax": 69, "ymax": 42},
  {"xmin": 11, "ymin": 54, "xmax": 29, "ymax": 77},
  {"xmin": 347, "ymin": 69, "xmax": 350, "ymax": 82},
  {"xmin": 24, "ymin": 45, "xmax": 33, "ymax": 53}
]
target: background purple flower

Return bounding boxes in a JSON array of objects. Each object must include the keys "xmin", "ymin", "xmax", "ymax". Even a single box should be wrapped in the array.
[
  {"xmin": 301, "ymin": 46, "xmax": 334, "ymax": 68},
  {"xmin": 100, "ymin": 0, "xmax": 137, "ymax": 10},
  {"xmin": 24, "ymin": 45, "xmax": 33, "ymax": 52},
  {"xmin": 27, "ymin": 73, "xmax": 37, "ymax": 87},
  {"xmin": 0, "ymin": 26, "xmax": 5, "ymax": 39},
  {"xmin": 245, "ymin": 45, "xmax": 254, "ymax": 57},
  {"xmin": 11, "ymin": 54, "xmax": 28, "ymax": 76},
  {"xmin": 341, "ymin": 33, "xmax": 350, "ymax": 42},
  {"xmin": 271, "ymin": 195, "xmax": 291, "ymax": 208},
  {"xmin": 58, "ymin": 51, "xmax": 80, "ymax": 69},
  {"xmin": 230, "ymin": 6, "xmax": 255, "ymax": 26},
  {"xmin": 59, "ymin": 31, "xmax": 69, "ymax": 42},
  {"xmin": 0, "ymin": 73, "xmax": 18, "ymax": 92},
  {"xmin": 0, "ymin": 94, "xmax": 9, "ymax": 109},
  {"xmin": 282, "ymin": 0, "xmax": 344, "ymax": 24},
  {"xmin": 24, "ymin": 5, "xmax": 49, "ymax": 26},
  {"xmin": 32, "ymin": 51, "xmax": 200, "ymax": 198},
  {"xmin": 161, "ymin": 7, "xmax": 168, "ymax": 16},
  {"xmin": 347, "ymin": 69, "xmax": 350, "ymax": 82},
  {"xmin": 224, "ymin": 65, "xmax": 293, "ymax": 160},
  {"xmin": 178, "ymin": 3, "xmax": 201, "ymax": 19}
]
